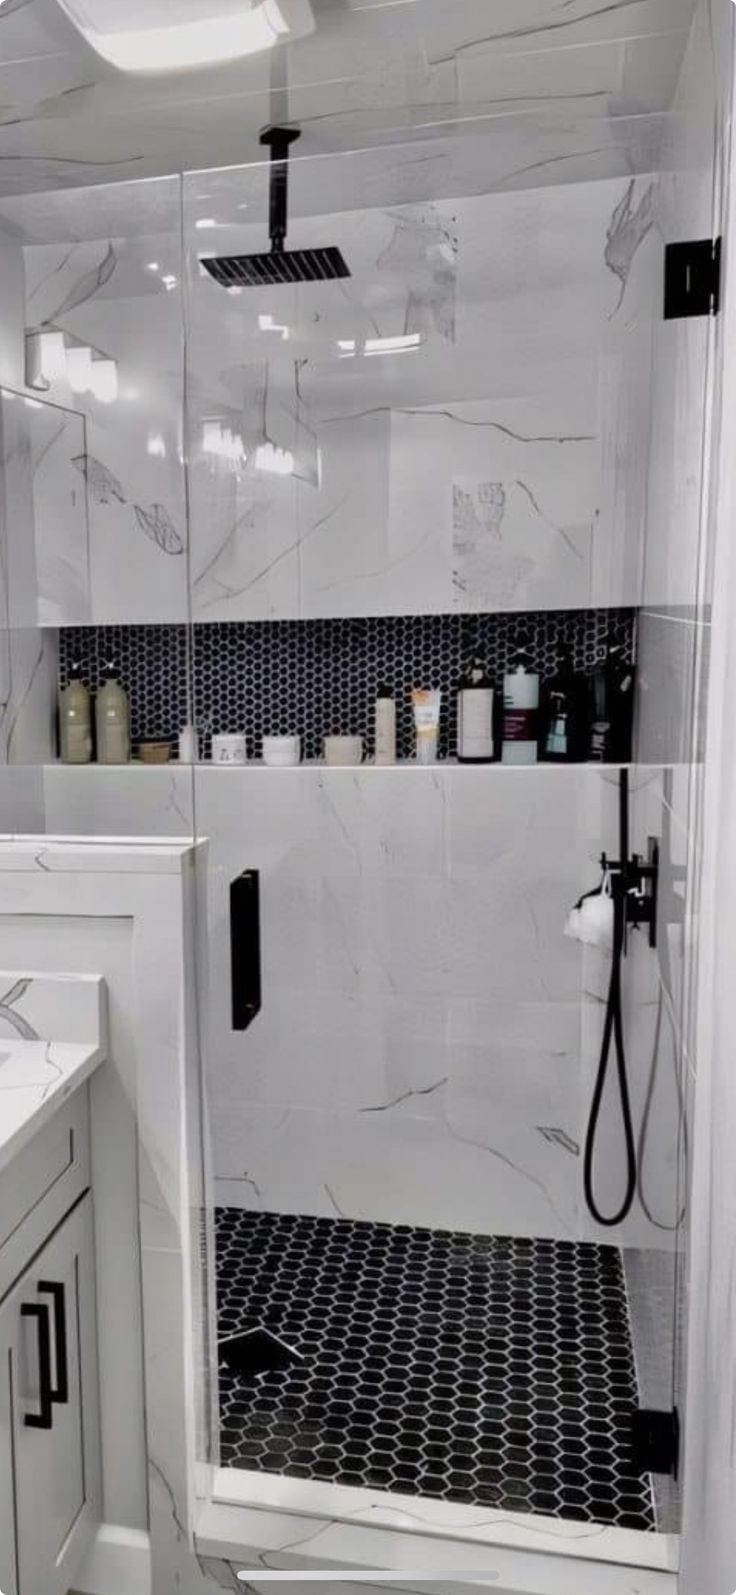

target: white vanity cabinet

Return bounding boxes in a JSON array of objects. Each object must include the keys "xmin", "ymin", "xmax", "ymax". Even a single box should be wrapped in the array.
[{"xmin": 0, "ymin": 1087, "xmax": 101, "ymax": 1595}]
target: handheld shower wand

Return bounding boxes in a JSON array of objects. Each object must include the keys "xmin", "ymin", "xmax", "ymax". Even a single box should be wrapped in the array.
[{"xmin": 583, "ymin": 770, "xmax": 659, "ymax": 1227}]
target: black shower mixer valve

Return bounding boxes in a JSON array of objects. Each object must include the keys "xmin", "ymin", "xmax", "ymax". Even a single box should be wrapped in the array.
[{"xmin": 599, "ymin": 846, "xmax": 659, "ymax": 948}]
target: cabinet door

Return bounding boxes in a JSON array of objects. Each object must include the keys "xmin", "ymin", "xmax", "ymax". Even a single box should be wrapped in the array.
[
  {"xmin": 0, "ymin": 1195, "xmax": 101, "ymax": 1595},
  {"xmin": 0, "ymin": 1299, "xmax": 19, "ymax": 1595}
]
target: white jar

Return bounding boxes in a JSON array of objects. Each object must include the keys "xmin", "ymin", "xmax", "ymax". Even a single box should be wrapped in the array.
[
  {"xmin": 324, "ymin": 735, "xmax": 363, "ymax": 767},
  {"xmin": 212, "ymin": 733, "xmax": 247, "ymax": 765},
  {"xmin": 263, "ymin": 735, "xmax": 301, "ymax": 767}
]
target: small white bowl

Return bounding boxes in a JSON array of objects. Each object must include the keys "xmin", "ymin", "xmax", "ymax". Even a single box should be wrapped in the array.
[{"xmin": 263, "ymin": 735, "xmax": 301, "ymax": 767}]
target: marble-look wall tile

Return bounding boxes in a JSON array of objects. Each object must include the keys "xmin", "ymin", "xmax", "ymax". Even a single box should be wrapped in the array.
[
  {"xmin": 16, "ymin": 171, "xmax": 655, "ymax": 625},
  {"xmin": 387, "ymin": 392, "xmax": 597, "ymax": 613},
  {"xmin": 31, "ymin": 396, "xmax": 92, "ymax": 626},
  {"xmin": 1, "ymin": 627, "xmax": 57, "ymax": 767},
  {"xmin": 43, "ymin": 762, "xmax": 684, "ymax": 1246},
  {"xmin": 22, "ymin": 207, "xmax": 190, "ymax": 625}
]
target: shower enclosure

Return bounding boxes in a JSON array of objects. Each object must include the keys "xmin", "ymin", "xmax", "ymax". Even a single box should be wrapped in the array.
[
  {"xmin": 0, "ymin": 0, "xmax": 727, "ymax": 1585},
  {"xmin": 182, "ymin": 136, "xmax": 677, "ymax": 1552}
]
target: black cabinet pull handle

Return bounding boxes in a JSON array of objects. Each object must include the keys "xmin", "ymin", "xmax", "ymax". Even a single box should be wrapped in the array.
[
  {"xmin": 230, "ymin": 870, "xmax": 262, "ymax": 1031},
  {"xmin": 38, "ymin": 1282, "xmax": 69, "ymax": 1405},
  {"xmin": 21, "ymin": 1303, "xmax": 53, "ymax": 1429}
]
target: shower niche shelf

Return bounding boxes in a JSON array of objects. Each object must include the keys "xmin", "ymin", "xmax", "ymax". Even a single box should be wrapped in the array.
[{"xmin": 45, "ymin": 760, "xmax": 638, "ymax": 772}]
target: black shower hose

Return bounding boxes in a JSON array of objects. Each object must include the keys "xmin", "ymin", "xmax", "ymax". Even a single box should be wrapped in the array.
[{"xmin": 583, "ymin": 875, "xmax": 638, "ymax": 1227}]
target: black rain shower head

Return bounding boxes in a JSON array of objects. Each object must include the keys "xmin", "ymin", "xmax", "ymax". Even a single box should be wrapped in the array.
[{"xmin": 201, "ymin": 126, "xmax": 351, "ymax": 289}]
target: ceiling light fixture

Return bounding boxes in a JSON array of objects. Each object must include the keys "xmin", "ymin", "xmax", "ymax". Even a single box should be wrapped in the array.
[
  {"xmin": 54, "ymin": 0, "xmax": 315, "ymax": 73},
  {"xmin": 25, "ymin": 329, "xmax": 119, "ymax": 404},
  {"xmin": 90, "ymin": 358, "xmax": 119, "ymax": 404},
  {"xmin": 336, "ymin": 333, "xmax": 422, "ymax": 359},
  {"xmin": 364, "ymin": 333, "xmax": 422, "ymax": 356},
  {"xmin": 255, "ymin": 441, "xmax": 294, "ymax": 476},
  {"xmin": 66, "ymin": 346, "xmax": 95, "ymax": 394},
  {"xmin": 259, "ymin": 312, "xmax": 289, "ymax": 341}
]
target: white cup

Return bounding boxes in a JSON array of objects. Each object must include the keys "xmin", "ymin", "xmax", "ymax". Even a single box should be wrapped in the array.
[
  {"xmin": 212, "ymin": 733, "xmax": 247, "ymax": 766},
  {"xmin": 324, "ymin": 735, "xmax": 363, "ymax": 767},
  {"xmin": 263, "ymin": 735, "xmax": 301, "ymax": 767},
  {"xmin": 178, "ymin": 725, "xmax": 199, "ymax": 764}
]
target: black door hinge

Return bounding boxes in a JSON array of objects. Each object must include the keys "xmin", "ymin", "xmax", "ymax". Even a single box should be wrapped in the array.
[
  {"xmin": 630, "ymin": 1408, "xmax": 680, "ymax": 1477},
  {"xmin": 665, "ymin": 237, "xmax": 721, "ymax": 319}
]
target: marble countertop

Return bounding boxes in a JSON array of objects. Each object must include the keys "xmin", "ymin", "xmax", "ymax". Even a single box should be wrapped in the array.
[
  {"xmin": 0, "ymin": 1037, "xmax": 104, "ymax": 1174},
  {"xmin": 0, "ymin": 836, "xmax": 199, "ymax": 874}
]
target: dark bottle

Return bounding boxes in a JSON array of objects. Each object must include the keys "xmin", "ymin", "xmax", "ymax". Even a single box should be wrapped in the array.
[
  {"xmin": 539, "ymin": 648, "xmax": 587, "ymax": 763},
  {"xmin": 588, "ymin": 637, "xmax": 635, "ymax": 763}
]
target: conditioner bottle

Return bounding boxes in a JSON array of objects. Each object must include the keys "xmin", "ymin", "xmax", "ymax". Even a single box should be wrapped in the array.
[
  {"xmin": 59, "ymin": 661, "xmax": 92, "ymax": 764},
  {"xmin": 96, "ymin": 661, "xmax": 131, "ymax": 765}
]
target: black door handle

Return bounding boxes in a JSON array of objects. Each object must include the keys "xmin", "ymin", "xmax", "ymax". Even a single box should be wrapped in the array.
[
  {"xmin": 38, "ymin": 1282, "xmax": 69, "ymax": 1405},
  {"xmin": 21, "ymin": 1303, "xmax": 53, "ymax": 1429},
  {"xmin": 230, "ymin": 871, "xmax": 262, "ymax": 1031}
]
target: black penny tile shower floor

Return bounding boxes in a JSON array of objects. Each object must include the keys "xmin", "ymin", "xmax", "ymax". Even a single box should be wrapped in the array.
[{"xmin": 216, "ymin": 1209, "xmax": 655, "ymax": 1531}]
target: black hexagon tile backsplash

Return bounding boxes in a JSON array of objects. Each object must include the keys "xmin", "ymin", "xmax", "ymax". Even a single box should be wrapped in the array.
[
  {"xmin": 59, "ymin": 609, "xmax": 635, "ymax": 761},
  {"xmin": 215, "ymin": 1209, "xmax": 655, "ymax": 1531}
]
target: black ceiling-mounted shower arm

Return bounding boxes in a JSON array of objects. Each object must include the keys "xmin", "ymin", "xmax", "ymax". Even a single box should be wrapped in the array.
[
  {"xmin": 260, "ymin": 125, "xmax": 301, "ymax": 255},
  {"xmin": 201, "ymin": 123, "xmax": 349, "ymax": 288}
]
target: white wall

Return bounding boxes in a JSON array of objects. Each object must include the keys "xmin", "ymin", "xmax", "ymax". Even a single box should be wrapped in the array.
[
  {"xmin": 21, "ymin": 168, "xmax": 657, "ymax": 624},
  {"xmin": 45, "ymin": 760, "xmax": 678, "ymax": 1256}
]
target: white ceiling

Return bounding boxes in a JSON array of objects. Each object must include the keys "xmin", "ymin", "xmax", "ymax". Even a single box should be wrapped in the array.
[{"xmin": 0, "ymin": 0, "xmax": 698, "ymax": 199}]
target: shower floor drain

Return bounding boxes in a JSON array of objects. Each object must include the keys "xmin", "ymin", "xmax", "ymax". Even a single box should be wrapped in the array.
[
  {"xmin": 216, "ymin": 1207, "xmax": 656, "ymax": 1532},
  {"xmin": 220, "ymin": 1327, "xmax": 302, "ymax": 1379}
]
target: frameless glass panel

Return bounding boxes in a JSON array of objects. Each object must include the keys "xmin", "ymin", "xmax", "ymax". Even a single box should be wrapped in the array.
[{"xmin": 181, "ymin": 118, "xmax": 702, "ymax": 1547}]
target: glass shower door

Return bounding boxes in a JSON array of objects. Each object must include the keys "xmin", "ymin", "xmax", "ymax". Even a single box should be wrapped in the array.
[{"xmin": 182, "ymin": 121, "xmax": 692, "ymax": 1553}]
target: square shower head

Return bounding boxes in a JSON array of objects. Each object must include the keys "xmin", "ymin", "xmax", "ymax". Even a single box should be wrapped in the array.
[{"xmin": 201, "ymin": 245, "xmax": 351, "ymax": 289}]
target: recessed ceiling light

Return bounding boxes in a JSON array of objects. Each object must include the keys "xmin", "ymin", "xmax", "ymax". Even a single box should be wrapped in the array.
[
  {"xmin": 147, "ymin": 261, "xmax": 160, "ymax": 272},
  {"xmin": 54, "ymin": 0, "xmax": 315, "ymax": 73}
]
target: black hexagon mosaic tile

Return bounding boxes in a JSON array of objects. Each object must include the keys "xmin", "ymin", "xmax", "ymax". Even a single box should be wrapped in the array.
[
  {"xmin": 215, "ymin": 1208, "xmax": 655, "ymax": 1531},
  {"xmin": 59, "ymin": 608, "xmax": 634, "ymax": 761}
]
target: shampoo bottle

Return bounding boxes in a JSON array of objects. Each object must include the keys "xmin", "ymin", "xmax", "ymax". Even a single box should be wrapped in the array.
[
  {"xmin": 588, "ymin": 636, "xmax": 635, "ymax": 763},
  {"xmin": 457, "ymin": 656, "xmax": 497, "ymax": 763},
  {"xmin": 58, "ymin": 660, "xmax": 92, "ymax": 764},
  {"xmin": 374, "ymin": 684, "xmax": 397, "ymax": 766},
  {"xmin": 502, "ymin": 644, "xmax": 539, "ymax": 765},
  {"xmin": 96, "ymin": 661, "xmax": 131, "ymax": 765}
]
